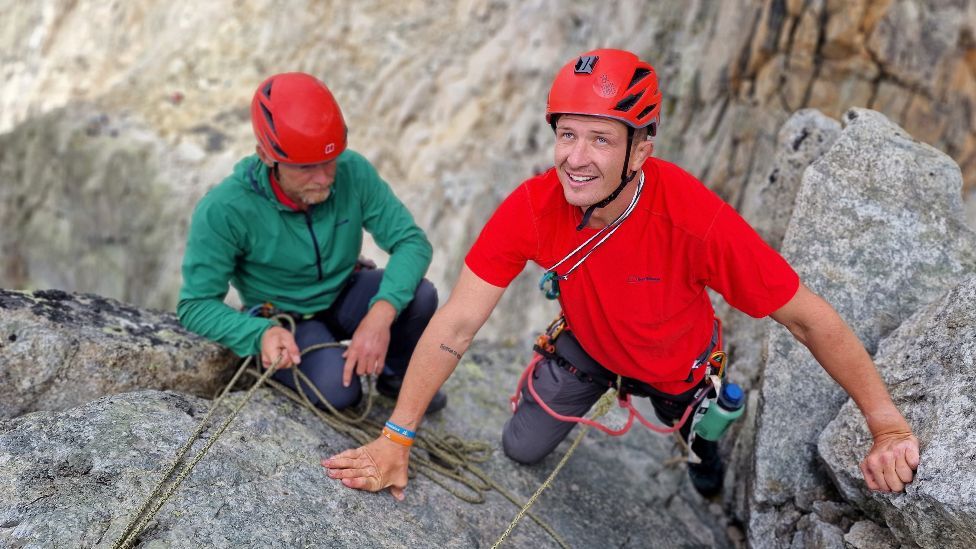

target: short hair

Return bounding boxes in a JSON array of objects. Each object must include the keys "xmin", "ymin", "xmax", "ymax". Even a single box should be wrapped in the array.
[{"xmin": 631, "ymin": 126, "xmax": 653, "ymax": 154}]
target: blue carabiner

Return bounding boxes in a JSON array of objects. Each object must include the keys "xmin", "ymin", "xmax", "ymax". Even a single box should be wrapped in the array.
[{"xmin": 539, "ymin": 271, "xmax": 561, "ymax": 300}]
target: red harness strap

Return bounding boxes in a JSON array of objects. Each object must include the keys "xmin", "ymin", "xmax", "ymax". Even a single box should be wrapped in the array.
[
  {"xmin": 509, "ymin": 319, "xmax": 723, "ymax": 437},
  {"xmin": 510, "ymin": 355, "xmax": 709, "ymax": 436}
]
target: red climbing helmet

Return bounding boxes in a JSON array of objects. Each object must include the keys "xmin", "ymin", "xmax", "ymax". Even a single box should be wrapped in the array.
[
  {"xmin": 546, "ymin": 49, "xmax": 662, "ymax": 133},
  {"xmin": 250, "ymin": 72, "xmax": 347, "ymax": 165}
]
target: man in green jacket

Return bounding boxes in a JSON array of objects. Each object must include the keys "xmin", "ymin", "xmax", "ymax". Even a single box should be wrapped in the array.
[{"xmin": 178, "ymin": 72, "xmax": 445, "ymax": 412}]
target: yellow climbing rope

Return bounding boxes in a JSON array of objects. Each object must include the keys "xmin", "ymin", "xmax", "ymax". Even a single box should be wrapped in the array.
[
  {"xmin": 112, "ymin": 315, "xmax": 570, "ymax": 548},
  {"xmin": 113, "ymin": 352, "xmax": 286, "ymax": 548},
  {"xmin": 491, "ymin": 383, "xmax": 619, "ymax": 548}
]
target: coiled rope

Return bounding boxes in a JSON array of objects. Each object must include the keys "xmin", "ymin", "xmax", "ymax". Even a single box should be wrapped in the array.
[{"xmin": 112, "ymin": 315, "xmax": 568, "ymax": 548}]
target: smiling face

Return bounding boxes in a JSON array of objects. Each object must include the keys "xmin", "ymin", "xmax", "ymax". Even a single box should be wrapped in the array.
[
  {"xmin": 553, "ymin": 115, "xmax": 652, "ymax": 218},
  {"xmin": 257, "ymin": 145, "xmax": 338, "ymax": 208}
]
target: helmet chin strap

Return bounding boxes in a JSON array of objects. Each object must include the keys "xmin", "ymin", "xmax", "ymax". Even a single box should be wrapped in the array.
[{"xmin": 576, "ymin": 127, "xmax": 637, "ymax": 231}]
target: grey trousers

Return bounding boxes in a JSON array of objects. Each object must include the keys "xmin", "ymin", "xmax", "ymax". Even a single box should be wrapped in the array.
[{"xmin": 502, "ymin": 333, "xmax": 713, "ymax": 465}]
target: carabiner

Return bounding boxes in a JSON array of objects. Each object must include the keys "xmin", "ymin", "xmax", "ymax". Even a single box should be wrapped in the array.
[
  {"xmin": 708, "ymin": 351, "xmax": 728, "ymax": 379},
  {"xmin": 539, "ymin": 271, "xmax": 561, "ymax": 300}
]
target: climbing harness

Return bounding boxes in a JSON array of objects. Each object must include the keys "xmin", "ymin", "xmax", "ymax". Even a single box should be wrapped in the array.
[
  {"xmin": 538, "ymin": 170, "xmax": 645, "ymax": 300},
  {"xmin": 494, "ymin": 315, "xmax": 733, "ymax": 545},
  {"xmin": 511, "ymin": 314, "xmax": 727, "ymax": 437},
  {"xmin": 113, "ymin": 314, "xmax": 570, "ymax": 549},
  {"xmin": 518, "ymin": 351, "xmax": 709, "ymax": 436}
]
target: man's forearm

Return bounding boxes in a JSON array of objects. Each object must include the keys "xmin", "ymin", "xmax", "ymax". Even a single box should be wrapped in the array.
[
  {"xmin": 366, "ymin": 299, "xmax": 397, "ymax": 327},
  {"xmin": 785, "ymin": 296, "xmax": 910, "ymax": 437},
  {"xmin": 177, "ymin": 297, "xmax": 274, "ymax": 356},
  {"xmin": 384, "ymin": 264, "xmax": 505, "ymax": 431},
  {"xmin": 387, "ymin": 310, "xmax": 472, "ymax": 430}
]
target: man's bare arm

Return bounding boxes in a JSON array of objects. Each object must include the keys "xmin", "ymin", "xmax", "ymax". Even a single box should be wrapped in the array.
[
  {"xmin": 322, "ymin": 265, "xmax": 507, "ymax": 499},
  {"xmin": 386, "ymin": 265, "xmax": 506, "ymax": 429},
  {"xmin": 770, "ymin": 283, "xmax": 920, "ymax": 492}
]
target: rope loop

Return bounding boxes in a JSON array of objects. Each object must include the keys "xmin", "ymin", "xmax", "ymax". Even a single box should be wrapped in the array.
[{"xmin": 113, "ymin": 314, "xmax": 568, "ymax": 549}]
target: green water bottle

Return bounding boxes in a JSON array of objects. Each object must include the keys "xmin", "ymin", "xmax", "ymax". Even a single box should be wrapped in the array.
[{"xmin": 693, "ymin": 382, "xmax": 745, "ymax": 441}]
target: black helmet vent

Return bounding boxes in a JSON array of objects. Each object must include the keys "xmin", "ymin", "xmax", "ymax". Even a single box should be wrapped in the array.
[
  {"xmin": 262, "ymin": 80, "xmax": 273, "ymax": 99},
  {"xmin": 627, "ymin": 68, "xmax": 651, "ymax": 89},
  {"xmin": 613, "ymin": 91, "xmax": 644, "ymax": 112},
  {"xmin": 264, "ymin": 131, "xmax": 288, "ymax": 159},
  {"xmin": 637, "ymin": 104, "xmax": 657, "ymax": 121},
  {"xmin": 260, "ymin": 103, "xmax": 277, "ymax": 135}
]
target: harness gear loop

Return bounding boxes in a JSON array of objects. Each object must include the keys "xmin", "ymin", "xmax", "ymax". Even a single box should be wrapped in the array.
[
  {"xmin": 708, "ymin": 350, "xmax": 728, "ymax": 379},
  {"xmin": 534, "ymin": 313, "xmax": 567, "ymax": 353},
  {"xmin": 510, "ymin": 317, "xmax": 727, "ymax": 438}
]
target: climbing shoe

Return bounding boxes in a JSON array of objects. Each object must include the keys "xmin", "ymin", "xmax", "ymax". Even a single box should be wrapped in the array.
[
  {"xmin": 687, "ymin": 437, "xmax": 724, "ymax": 498},
  {"xmin": 376, "ymin": 374, "xmax": 448, "ymax": 415}
]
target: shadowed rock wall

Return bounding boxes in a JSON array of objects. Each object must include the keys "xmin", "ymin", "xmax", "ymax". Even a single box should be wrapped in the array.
[{"xmin": 2, "ymin": 0, "xmax": 975, "ymax": 340}]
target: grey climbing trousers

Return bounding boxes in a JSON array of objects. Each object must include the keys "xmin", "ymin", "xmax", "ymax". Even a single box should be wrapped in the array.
[{"xmin": 502, "ymin": 330, "xmax": 714, "ymax": 465}]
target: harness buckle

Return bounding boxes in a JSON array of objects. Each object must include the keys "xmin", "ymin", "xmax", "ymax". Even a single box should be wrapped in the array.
[
  {"xmin": 534, "ymin": 314, "xmax": 567, "ymax": 353},
  {"xmin": 546, "ymin": 314, "xmax": 567, "ymax": 340}
]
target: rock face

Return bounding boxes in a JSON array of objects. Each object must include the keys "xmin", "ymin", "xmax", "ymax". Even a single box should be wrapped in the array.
[
  {"xmin": 2, "ymin": 1, "xmax": 975, "ymax": 341},
  {"xmin": 819, "ymin": 276, "xmax": 976, "ymax": 549},
  {"xmin": 0, "ymin": 343, "xmax": 732, "ymax": 548},
  {"xmin": 718, "ymin": 109, "xmax": 842, "ymax": 526},
  {"xmin": 844, "ymin": 520, "xmax": 900, "ymax": 549},
  {"xmin": 748, "ymin": 108, "xmax": 976, "ymax": 547},
  {"xmin": 715, "ymin": 108, "xmax": 843, "ymax": 389},
  {"xmin": 0, "ymin": 289, "xmax": 235, "ymax": 420},
  {"xmin": 738, "ymin": 109, "xmax": 843, "ymax": 252},
  {"xmin": 0, "ymin": 106, "xmax": 237, "ymax": 311}
]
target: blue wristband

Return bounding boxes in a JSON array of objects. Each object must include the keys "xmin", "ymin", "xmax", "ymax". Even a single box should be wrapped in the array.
[{"xmin": 384, "ymin": 420, "xmax": 416, "ymax": 439}]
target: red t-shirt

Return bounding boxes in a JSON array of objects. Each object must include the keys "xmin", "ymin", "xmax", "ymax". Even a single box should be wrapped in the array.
[{"xmin": 465, "ymin": 157, "xmax": 799, "ymax": 394}]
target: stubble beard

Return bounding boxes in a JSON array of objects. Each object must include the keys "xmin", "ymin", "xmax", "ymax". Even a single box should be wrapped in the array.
[{"xmin": 301, "ymin": 188, "xmax": 330, "ymax": 205}]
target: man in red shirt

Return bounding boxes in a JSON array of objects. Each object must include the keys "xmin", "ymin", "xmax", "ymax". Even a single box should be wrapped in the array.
[{"xmin": 323, "ymin": 49, "xmax": 920, "ymax": 499}]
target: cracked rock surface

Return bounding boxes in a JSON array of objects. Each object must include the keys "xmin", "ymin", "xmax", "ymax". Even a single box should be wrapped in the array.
[
  {"xmin": 3, "ymin": 1, "xmax": 975, "ymax": 343},
  {"xmin": 0, "ymin": 344, "xmax": 733, "ymax": 548},
  {"xmin": 0, "ymin": 289, "xmax": 235, "ymax": 421}
]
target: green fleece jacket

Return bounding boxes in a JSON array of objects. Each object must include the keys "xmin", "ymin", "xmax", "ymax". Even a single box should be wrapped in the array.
[{"xmin": 177, "ymin": 150, "xmax": 433, "ymax": 357}]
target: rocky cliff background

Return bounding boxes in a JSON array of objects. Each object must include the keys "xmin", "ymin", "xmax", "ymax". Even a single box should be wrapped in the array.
[
  {"xmin": 3, "ymin": 1, "xmax": 976, "ymax": 547},
  {"xmin": 2, "ymin": 0, "xmax": 976, "ymax": 339}
]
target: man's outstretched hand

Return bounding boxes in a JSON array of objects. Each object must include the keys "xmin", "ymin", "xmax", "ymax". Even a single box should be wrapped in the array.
[
  {"xmin": 860, "ymin": 431, "xmax": 920, "ymax": 493},
  {"xmin": 322, "ymin": 437, "xmax": 410, "ymax": 501}
]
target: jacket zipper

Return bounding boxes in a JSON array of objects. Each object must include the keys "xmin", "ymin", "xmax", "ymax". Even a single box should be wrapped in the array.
[{"xmin": 304, "ymin": 211, "xmax": 324, "ymax": 281}]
